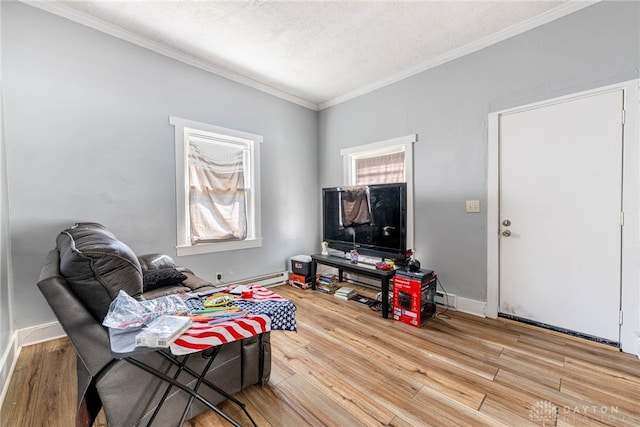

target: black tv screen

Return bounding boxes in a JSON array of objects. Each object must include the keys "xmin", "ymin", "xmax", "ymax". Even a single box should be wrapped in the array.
[{"xmin": 322, "ymin": 183, "xmax": 407, "ymax": 263}]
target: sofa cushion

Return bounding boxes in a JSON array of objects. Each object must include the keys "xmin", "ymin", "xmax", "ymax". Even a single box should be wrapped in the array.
[
  {"xmin": 142, "ymin": 268, "xmax": 188, "ymax": 292},
  {"xmin": 56, "ymin": 222, "xmax": 143, "ymax": 321}
]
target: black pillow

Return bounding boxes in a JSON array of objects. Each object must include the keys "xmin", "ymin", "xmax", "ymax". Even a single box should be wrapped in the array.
[{"xmin": 143, "ymin": 268, "xmax": 188, "ymax": 292}]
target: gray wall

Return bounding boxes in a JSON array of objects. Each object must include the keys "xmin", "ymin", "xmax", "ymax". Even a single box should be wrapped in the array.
[
  {"xmin": 2, "ymin": 2, "xmax": 319, "ymax": 329},
  {"xmin": 318, "ymin": 1, "xmax": 640, "ymax": 302}
]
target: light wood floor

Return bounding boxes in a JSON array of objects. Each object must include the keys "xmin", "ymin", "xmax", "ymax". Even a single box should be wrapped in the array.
[{"xmin": 2, "ymin": 284, "xmax": 639, "ymax": 426}]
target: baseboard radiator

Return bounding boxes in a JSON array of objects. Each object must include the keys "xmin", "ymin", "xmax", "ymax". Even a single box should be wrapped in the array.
[
  {"xmin": 233, "ymin": 271, "xmax": 289, "ymax": 288},
  {"xmin": 436, "ymin": 290, "xmax": 457, "ymax": 309}
]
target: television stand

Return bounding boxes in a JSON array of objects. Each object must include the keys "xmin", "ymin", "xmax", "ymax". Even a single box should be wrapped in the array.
[{"xmin": 310, "ymin": 253, "xmax": 397, "ymax": 319}]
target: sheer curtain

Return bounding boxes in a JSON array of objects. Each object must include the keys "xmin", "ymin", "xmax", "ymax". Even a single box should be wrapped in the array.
[
  {"xmin": 355, "ymin": 151, "xmax": 405, "ymax": 185},
  {"xmin": 188, "ymin": 140, "xmax": 247, "ymax": 244}
]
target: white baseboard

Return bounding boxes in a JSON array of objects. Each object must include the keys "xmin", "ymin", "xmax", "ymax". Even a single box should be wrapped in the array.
[
  {"xmin": 456, "ymin": 296, "xmax": 487, "ymax": 317},
  {"xmin": 18, "ymin": 321, "xmax": 66, "ymax": 347},
  {"xmin": 0, "ymin": 332, "xmax": 20, "ymax": 409}
]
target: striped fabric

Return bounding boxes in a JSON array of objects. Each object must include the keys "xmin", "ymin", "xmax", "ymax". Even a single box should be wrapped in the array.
[{"xmin": 170, "ymin": 314, "xmax": 271, "ymax": 355}]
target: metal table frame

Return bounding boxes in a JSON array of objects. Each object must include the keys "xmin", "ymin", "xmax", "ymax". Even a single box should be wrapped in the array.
[
  {"xmin": 110, "ymin": 328, "xmax": 259, "ymax": 427},
  {"xmin": 310, "ymin": 253, "xmax": 397, "ymax": 318}
]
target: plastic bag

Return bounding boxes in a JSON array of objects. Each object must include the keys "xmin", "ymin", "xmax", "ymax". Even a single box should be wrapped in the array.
[{"xmin": 102, "ymin": 290, "xmax": 190, "ymax": 329}]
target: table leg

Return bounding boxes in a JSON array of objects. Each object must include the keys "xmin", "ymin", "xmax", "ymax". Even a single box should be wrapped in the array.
[
  {"xmin": 310, "ymin": 260, "xmax": 317, "ymax": 290},
  {"xmin": 381, "ymin": 277, "xmax": 390, "ymax": 319},
  {"xmin": 177, "ymin": 348, "xmax": 219, "ymax": 426},
  {"xmin": 146, "ymin": 353, "xmax": 191, "ymax": 426}
]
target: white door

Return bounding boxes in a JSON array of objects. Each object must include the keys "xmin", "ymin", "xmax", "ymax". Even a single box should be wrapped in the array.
[{"xmin": 499, "ymin": 90, "xmax": 623, "ymax": 344}]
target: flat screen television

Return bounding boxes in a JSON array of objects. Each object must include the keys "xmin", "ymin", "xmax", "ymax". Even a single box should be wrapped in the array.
[{"xmin": 322, "ymin": 183, "xmax": 408, "ymax": 264}]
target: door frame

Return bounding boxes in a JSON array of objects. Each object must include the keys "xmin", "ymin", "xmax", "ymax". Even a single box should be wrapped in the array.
[{"xmin": 487, "ymin": 79, "xmax": 640, "ymax": 356}]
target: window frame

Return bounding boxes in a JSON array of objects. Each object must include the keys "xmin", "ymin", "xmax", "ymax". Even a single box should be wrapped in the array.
[
  {"xmin": 340, "ymin": 134, "xmax": 416, "ymax": 253},
  {"xmin": 170, "ymin": 116, "xmax": 262, "ymax": 256}
]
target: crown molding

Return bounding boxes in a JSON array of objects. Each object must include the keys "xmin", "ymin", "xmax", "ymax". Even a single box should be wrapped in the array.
[
  {"xmin": 21, "ymin": 0, "xmax": 598, "ymax": 112},
  {"xmin": 22, "ymin": 0, "xmax": 320, "ymax": 111},
  {"xmin": 317, "ymin": 1, "xmax": 600, "ymax": 110}
]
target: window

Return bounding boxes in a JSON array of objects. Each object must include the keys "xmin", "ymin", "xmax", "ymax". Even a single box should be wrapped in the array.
[
  {"xmin": 353, "ymin": 150, "xmax": 405, "ymax": 185},
  {"xmin": 170, "ymin": 116, "xmax": 262, "ymax": 256},
  {"xmin": 341, "ymin": 134, "xmax": 416, "ymax": 251}
]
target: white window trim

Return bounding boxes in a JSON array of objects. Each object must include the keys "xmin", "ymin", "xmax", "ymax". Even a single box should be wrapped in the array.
[
  {"xmin": 170, "ymin": 116, "xmax": 262, "ymax": 256},
  {"xmin": 340, "ymin": 134, "xmax": 416, "ymax": 253}
]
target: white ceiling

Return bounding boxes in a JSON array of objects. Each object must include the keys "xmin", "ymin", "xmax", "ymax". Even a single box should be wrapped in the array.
[{"xmin": 31, "ymin": 1, "xmax": 595, "ymax": 110}]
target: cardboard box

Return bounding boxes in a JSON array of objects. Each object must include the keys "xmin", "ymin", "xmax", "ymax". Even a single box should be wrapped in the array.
[
  {"xmin": 289, "ymin": 272, "xmax": 313, "ymax": 290},
  {"xmin": 392, "ymin": 269, "xmax": 437, "ymax": 327}
]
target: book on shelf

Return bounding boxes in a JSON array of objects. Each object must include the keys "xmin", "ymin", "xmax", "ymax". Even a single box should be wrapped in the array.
[
  {"xmin": 334, "ymin": 287, "xmax": 357, "ymax": 300},
  {"xmin": 316, "ymin": 273, "xmax": 339, "ymax": 293},
  {"xmin": 317, "ymin": 282, "xmax": 338, "ymax": 293},
  {"xmin": 318, "ymin": 274, "xmax": 338, "ymax": 284},
  {"xmin": 135, "ymin": 315, "xmax": 192, "ymax": 348}
]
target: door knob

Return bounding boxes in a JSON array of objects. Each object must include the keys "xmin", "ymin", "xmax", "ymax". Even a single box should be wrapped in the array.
[
  {"xmin": 502, "ymin": 230, "xmax": 511, "ymax": 237},
  {"xmin": 502, "ymin": 219, "xmax": 511, "ymax": 226}
]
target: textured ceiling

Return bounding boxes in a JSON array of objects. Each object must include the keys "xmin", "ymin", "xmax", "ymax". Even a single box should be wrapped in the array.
[{"xmin": 36, "ymin": 1, "xmax": 593, "ymax": 109}]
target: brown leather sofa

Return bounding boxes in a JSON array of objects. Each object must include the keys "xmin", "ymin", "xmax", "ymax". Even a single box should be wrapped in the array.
[{"xmin": 37, "ymin": 223, "xmax": 271, "ymax": 427}]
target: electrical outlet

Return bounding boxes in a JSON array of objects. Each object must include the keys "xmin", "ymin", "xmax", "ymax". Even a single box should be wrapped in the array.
[
  {"xmin": 465, "ymin": 200, "xmax": 480, "ymax": 213},
  {"xmin": 216, "ymin": 272, "xmax": 223, "ymax": 285}
]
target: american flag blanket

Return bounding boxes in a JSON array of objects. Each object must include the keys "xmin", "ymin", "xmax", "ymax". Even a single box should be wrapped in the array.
[
  {"xmin": 170, "ymin": 314, "xmax": 271, "ymax": 355},
  {"xmin": 172, "ymin": 285, "xmax": 296, "ymax": 355}
]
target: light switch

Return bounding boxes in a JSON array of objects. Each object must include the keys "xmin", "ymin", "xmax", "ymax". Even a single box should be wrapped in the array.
[{"xmin": 466, "ymin": 200, "xmax": 480, "ymax": 213}]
